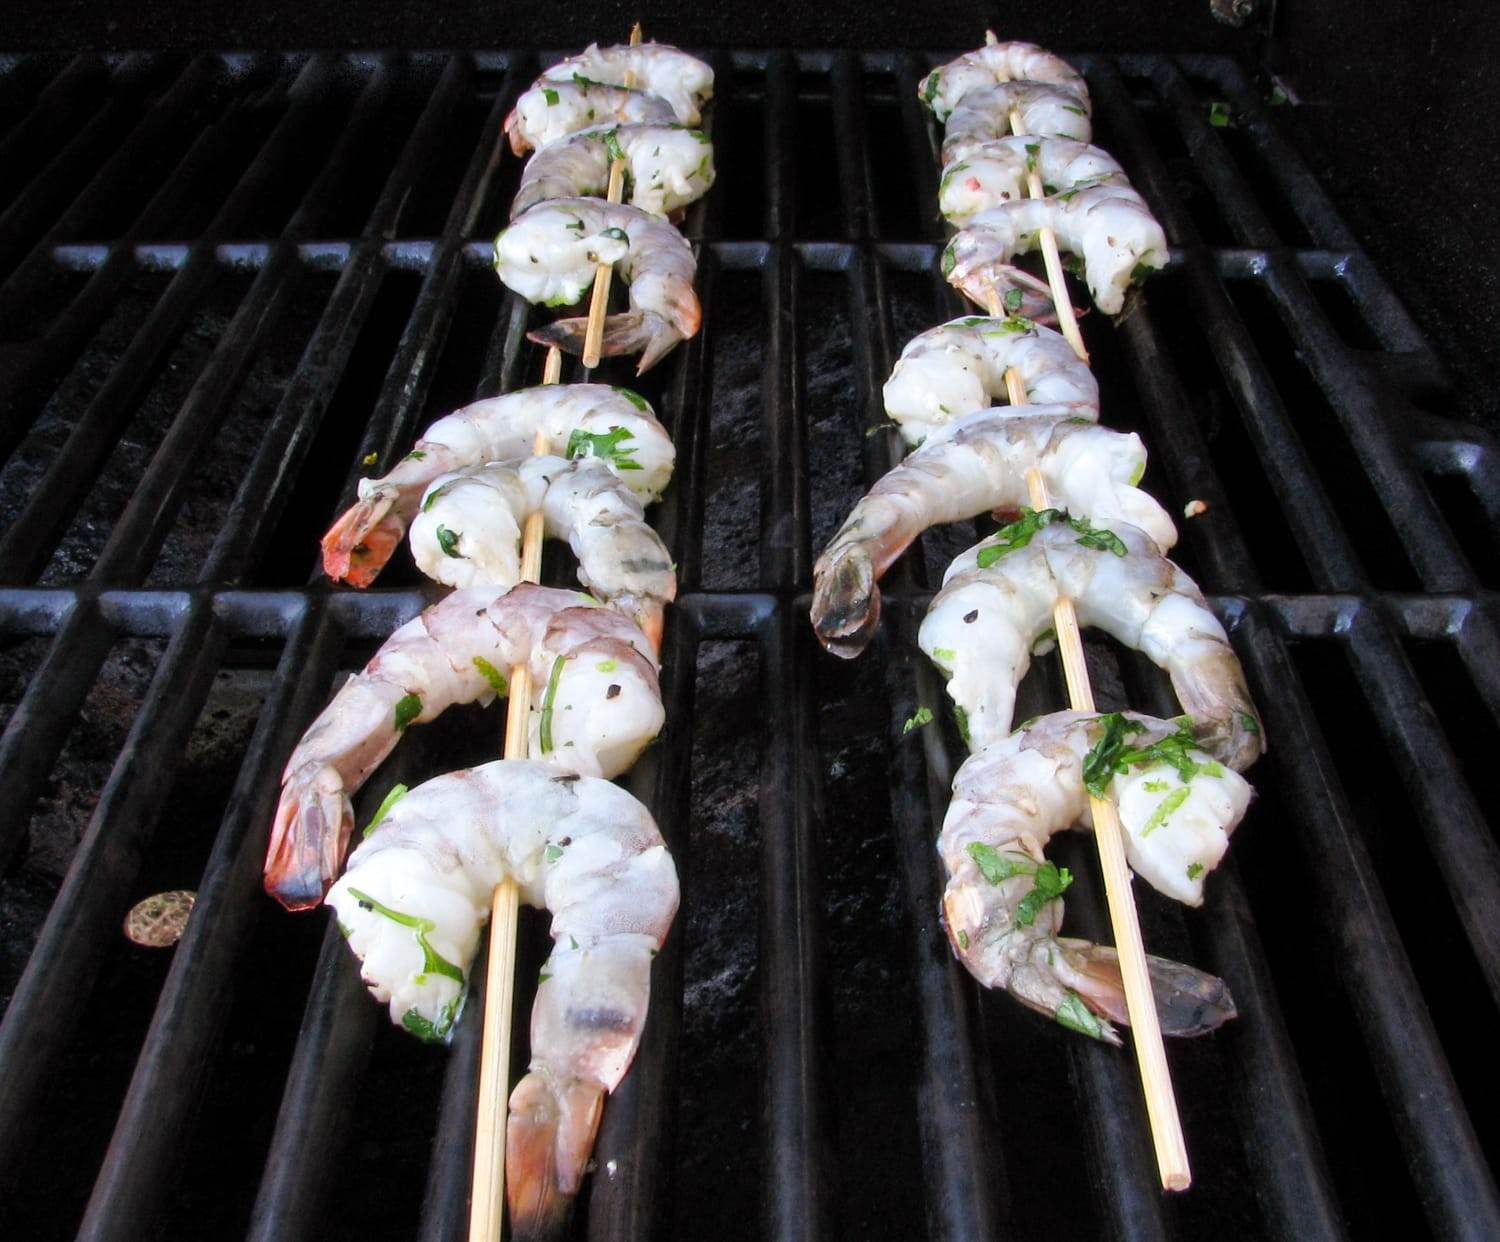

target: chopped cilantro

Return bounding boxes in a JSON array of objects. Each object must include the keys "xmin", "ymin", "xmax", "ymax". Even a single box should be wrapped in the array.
[
  {"xmin": 614, "ymin": 386, "xmax": 650, "ymax": 412},
  {"xmin": 545, "ymin": 843, "xmax": 564, "ymax": 862},
  {"xmin": 1140, "ymin": 786, "xmax": 1190, "ymax": 837},
  {"xmin": 1055, "ymin": 991, "xmax": 1106, "ymax": 1039},
  {"xmin": 903, "ymin": 707, "xmax": 934, "ymax": 735},
  {"xmin": 539, "ymin": 655, "xmax": 566, "ymax": 753},
  {"xmin": 362, "ymin": 783, "xmax": 409, "ymax": 837},
  {"xmin": 1084, "ymin": 712, "xmax": 1214, "ymax": 797},
  {"xmin": 362, "ymin": 451, "xmax": 378, "ymax": 466},
  {"xmin": 435, "ymin": 525, "xmax": 462, "ymax": 558},
  {"xmin": 1186, "ymin": 862, "xmax": 1205, "ymax": 881},
  {"xmin": 931, "ymin": 647, "xmax": 956, "ymax": 664},
  {"xmin": 957, "ymin": 929, "xmax": 970, "ymax": 950},
  {"xmin": 350, "ymin": 888, "xmax": 465, "ymax": 984},
  {"xmin": 402, "ymin": 1000, "xmax": 459, "ymax": 1043},
  {"xmin": 1068, "ymin": 514, "xmax": 1128, "ymax": 557},
  {"xmin": 600, "ymin": 226, "xmax": 629, "ymax": 242},
  {"xmin": 953, "ymin": 704, "xmax": 971, "ymax": 745},
  {"xmin": 596, "ymin": 658, "xmax": 618, "ymax": 673},
  {"xmin": 393, "ymin": 692, "xmax": 422, "ymax": 733},
  {"xmin": 1061, "ymin": 104, "xmax": 1087, "ymax": 117},
  {"xmin": 567, "ymin": 424, "xmax": 642, "ymax": 470},
  {"xmin": 923, "ymin": 70, "xmax": 940, "ymax": 107},
  {"xmin": 940, "ymin": 241, "xmax": 957, "ymax": 277},
  {"xmin": 1003, "ymin": 287, "xmax": 1024, "ymax": 313},
  {"xmin": 473, "ymin": 656, "xmax": 508, "ymax": 696},
  {"xmin": 965, "ymin": 844, "xmax": 1071, "ymax": 927},
  {"xmin": 542, "ymin": 87, "xmax": 560, "ymax": 106},
  {"xmin": 1142, "ymin": 779, "xmax": 1170, "ymax": 794},
  {"xmin": 1238, "ymin": 710, "xmax": 1260, "ymax": 735},
  {"xmin": 1024, "ymin": 141, "xmax": 1040, "ymax": 173},
  {"xmin": 602, "ymin": 128, "xmax": 626, "ymax": 162},
  {"xmin": 404, "ymin": 449, "xmax": 426, "ymax": 462},
  {"xmin": 1208, "ymin": 100, "xmax": 1232, "ymax": 128},
  {"xmin": 975, "ymin": 507, "xmax": 1063, "ymax": 567},
  {"xmin": 538, "ymin": 971, "xmax": 552, "ymax": 983}
]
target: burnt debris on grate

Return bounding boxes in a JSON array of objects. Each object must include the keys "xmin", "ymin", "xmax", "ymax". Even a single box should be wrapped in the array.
[{"xmin": 0, "ymin": 46, "xmax": 1496, "ymax": 1242}]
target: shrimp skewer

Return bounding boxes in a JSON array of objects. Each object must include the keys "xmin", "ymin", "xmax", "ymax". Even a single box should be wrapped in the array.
[
  {"xmin": 493, "ymin": 199, "xmax": 701, "ymax": 373},
  {"xmin": 883, "ymin": 314, "xmax": 1100, "ymax": 445},
  {"xmin": 941, "ymin": 710, "xmax": 1249, "ymax": 1035},
  {"xmin": 811, "ymin": 410, "xmax": 1177, "ymax": 658},
  {"xmin": 512, "ymin": 123, "xmax": 716, "ymax": 219},
  {"xmin": 938, "ymin": 83, "xmax": 1093, "ymax": 162},
  {"xmin": 919, "ymin": 514, "xmax": 1265, "ymax": 767},
  {"xmin": 939, "ymin": 134, "xmax": 1126, "ymax": 224},
  {"xmin": 325, "ymin": 759, "xmax": 679, "ymax": 1237},
  {"xmin": 920, "ymin": 38, "xmax": 1090, "ymax": 124},
  {"xmin": 321, "ymin": 383, "xmax": 674, "ymax": 587},
  {"xmin": 265, "ymin": 584, "xmax": 663, "ymax": 911},
  {"xmin": 504, "ymin": 79, "xmax": 676, "ymax": 156},
  {"xmin": 410, "ymin": 456, "xmax": 676, "ymax": 644},
  {"xmin": 538, "ymin": 40, "xmax": 713, "ymax": 126}
]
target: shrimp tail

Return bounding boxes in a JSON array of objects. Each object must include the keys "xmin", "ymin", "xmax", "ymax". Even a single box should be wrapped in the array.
[
  {"xmin": 504, "ymin": 107, "xmax": 532, "ymax": 156},
  {"xmin": 506, "ymin": 1070, "xmax": 606, "ymax": 1241},
  {"xmin": 264, "ymin": 763, "xmax": 352, "ymax": 911},
  {"xmin": 811, "ymin": 547, "xmax": 880, "ymax": 658},
  {"xmin": 952, "ymin": 261, "xmax": 1063, "ymax": 324},
  {"xmin": 321, "ymin": 489, "xmax": 405, "ymax": 587},
  {"xmin": 528, "ymin": 311, "xmax": 686, "ymax": 375},
  {"xmin": 1061, "ymin": 939, "xmax": 1238, "ymax": 1038}
]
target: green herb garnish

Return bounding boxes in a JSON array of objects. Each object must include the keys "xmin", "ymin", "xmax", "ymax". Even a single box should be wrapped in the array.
[
  {"xmin": 542, "ymin": 86, "xmax": 560, "ymax": 106},
  {"xmin": 567, "ymin": 424, "xmax": 642, "ymax": 469},
  {"xmin": 1208, "ymin": 100, "xmax": 1232, "ymax": 128},
  {"xmin": 602, "ymin": 128, "xmax": 626, "ymax": 162},
  {"xmin": 957, "ymin": 929, "xmax": 970, "ymax": 950},
  {"xmin": 940, "ymin": 241, "xmax": 957, "ymax": 277},
  {"xmin": 903, "ymin": 707, "xmax": 934, "ymax": 735},
  {"xmin": 1083, "ymin": 712, "xmax": 1215, "ymax": 797},
  {"xmin": 1238, "ymin": 710, "xmax": 1260, "ymax": 735},
  {"xmin": 435, "ymin": 525, "xmax": 462, "ymax": 558},
  {"xmin": 1186, "ymin": 862, "xmax": 1205, "ymax": 881},
  {"xmin": 1055, "ymin": 991, "xmax": 1106, "ymax": 1039},
  {"xmin": 362, "ymin": 451, "xmax": 378, "ymax": 466},
  {"xmin": 965, "ymin": 844, "xmax": 1072, "ymax": 927},
  {"xmin": 953, "ymin": 704, "xmax": 971, "ymax": 746},
  {"xmin": 545, "ymin": 843, "xmax": 565, "ymax": 862},
  {"xmin": 975, "ymin": 507, "xmax": 1063, "ymax": 567},
  {"xmin": 1141, "ymin": 786, "xmax": 1190, "ymax": 837},
  {"xmin": 362, "ymin": 783, "xmax": 409, "ymax": 837},
  {"xmin": 402, "ymin": 1000, "xmax": 459, "ymax": 1043},
  {"xmin": 393, "ymin": 692, "xmax": 422, "ymax": 733},
  {"xmin": 473, "ymin": 656, "xmax": 508, "ymax": 696},
  {"xmin": 1068, "ymin": 514, "xmax": 1128, "ymax": 557},
  {"xmin": 539, "ymin": 655, "xmax": 566, "ymax": 753},
  {"xmin": 1003, "ymin": 287, "xmax": 1024, "ymax": 313},
  {"xmin": 350, "ymin": 888, "xmax": 465, "ymax": 985}
]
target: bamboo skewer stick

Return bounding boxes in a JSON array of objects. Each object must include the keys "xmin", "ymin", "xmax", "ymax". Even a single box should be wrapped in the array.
[
  {"xmin": 469, "ymin": 349, "xmax": 560, "ymax": 1242},
  {"xmin": 981, "ymin": 95, "xmax": 1189, "ymax": 1191},
  {"xmin": 581, "ymin": 22, "xmax": 644, "ymax": 368}
]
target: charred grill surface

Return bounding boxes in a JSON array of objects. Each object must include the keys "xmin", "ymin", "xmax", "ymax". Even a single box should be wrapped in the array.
[{"xmin": 0, "ymin": 48, "xmax": 1496, "ymax": 1242}]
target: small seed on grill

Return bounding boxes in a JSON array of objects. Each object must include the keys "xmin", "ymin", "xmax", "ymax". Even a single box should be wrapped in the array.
[{"xmin": 124, "ymin": 890, "xmax": 196, "ymax": 948}]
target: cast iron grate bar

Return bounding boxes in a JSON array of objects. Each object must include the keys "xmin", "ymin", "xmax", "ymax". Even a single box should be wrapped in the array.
[{"xmin": 0, "ymin": 46, "xmax": 1494, "ymax": 1242}]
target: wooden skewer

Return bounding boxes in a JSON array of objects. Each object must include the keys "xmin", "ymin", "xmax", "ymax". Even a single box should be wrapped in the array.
[
  {"xmin": 581, "ymin": 22, "xmax": 644, "ymax": 368},
  {"xmin": 982, "ymin": 88, "xmax": 1189, "ymax": 1190},
  {"xmin": 469, "ymin": 349, "xmax": 560, "ymax": 1242}
]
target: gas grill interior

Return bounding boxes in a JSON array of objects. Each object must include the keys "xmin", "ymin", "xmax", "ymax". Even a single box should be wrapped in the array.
[{"xmin": 1, "ymin": 48, "xmax": 1498, "ymax": 1242}]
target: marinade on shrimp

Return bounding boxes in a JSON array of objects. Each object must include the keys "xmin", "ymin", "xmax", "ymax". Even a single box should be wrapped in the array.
[
  {"xmin": 945, "ymin": 184, "xmax": 1169, "ymax": 315},
  {"xmin": 920, "ymin": 39, "xmax": 1089, "ymax": 125},
  {"xmin": 504, "ymin": 78, "xmax": 676, "ymax": 156},
  {"xmin": 265, "ymin": 584, "xmax": 663, "ymax": 910},
  {"xmin": 941, "ymin": 710, "xmax": 1251, "ymax": 1039},
  {"xmin": 811, "ymin": 410, "xmax": 1178, "ymax": 658},
  {"xmin": 494, "ymin": 198, "xmax": 701, "ymax": 373},
  {"xmin": 539, "ymin": 40, "xmax": 714, "ymax": 126},
  {"xmin": 938, "ymin": 134, "xmax": 1127, "ymax": 224},
  {"xmin": 939, "ymin": 82, "xmax": 1093, "ymax": 165},
  {"xmin": 321, "ymin": 383, "xmax": 674, "ymax": 587},
  {"xmin": 512, "ymin": 122, "xmax": 715, "ymax": 219},
  {"xmin": 882, "ymin": 314, "xmax": 1100, "ymax": 444},
  {"xmin": 919, "ymin": 514, "xmax": 1265, "ymax": 767},
  {"xmin": 326, "ymin": 759, "xmax": 678, "ymax": 1236},
  {"xmin": 410, "ymin": 455, "xmax": 676, "ymax": 644}
]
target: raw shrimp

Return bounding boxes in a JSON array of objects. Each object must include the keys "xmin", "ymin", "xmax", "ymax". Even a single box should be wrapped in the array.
[
  {"xmin": 941, "ymin": 710, "xmax": 1251, "ymax": 1038},
  {"xmin": 540, "ymin": 41, "xmax": 714, "ymax": 126},
  {"xmin": 504, "ymin": 79, "xmax": 675, "ymax": 156},
  {"xmin": 938, "ymin": 135, "xmax": 1126, "ymax": 223},
  {"xmin": 410, "ymin": 455, "xmax": 676, "ymax": 645},
  {"xmin": 512, "ymin": 123, "xmax": 715, "ymax": 218},
  {"xmin": 322, "ymin": 384, "xmax": 673, "ymax": 587},
  {"xmin": 940, "ymin": 83, "xmax": 1093, "ymax": 167},
  {"xmin": 494, "ymin": 199, "xmax": 700, "ymax": 373},
  {"xmin": 811, "ymin": 409, "xmax": 1177, "ymax": 658},
  {"xmin": 945, "ymin": 184, "xmax": 1169, "ymax": 316},
  {"xmin": 265, "ymin": 584, "xmax": 663, "ymax": 910},
  {"xmin": 325, "ymin": 758, "xmax": 677, "ymax": 1236},
  {"xmin": 919, "ymin": 514, "xmax": 1265, "ymax": 766},
  {"xmin": 882, "ymin": 314, "xmax": 1099, "ymax": 444},
  {"xmin": 919, "ymin": 39, "xmax": 1089, "ymax": 124}
]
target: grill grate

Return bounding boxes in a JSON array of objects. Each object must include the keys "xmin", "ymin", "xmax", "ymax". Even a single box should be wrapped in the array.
[{"xmin": 0, "ymin": 47, "xmax": 1497, "ymax": 1241}]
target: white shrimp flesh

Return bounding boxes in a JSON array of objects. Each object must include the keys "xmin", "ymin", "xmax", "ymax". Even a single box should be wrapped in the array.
[
  {"xmin": 883, "ymin": 314, "xmax": 1099, "ymax": 444},
  {"xmin": 265, "ymin": 583, "xmax": 663, "ymax": 910},
  {"xmin": 938, "ymin": 135, "xmax": 1126, "ymax": 224},
  {"xmin": 512, "ymin": 122, "xmax": 716, "ymax": 219},
  {"xmin": 919, "ymin": 40, "xmax": 1089, "ymax": 125},
  {"xmin": 811, "ymin": 408, "xmax": 1178, "ymax": 658},
  {"xmin": 494, "ymin": 198, "xmax": 700, "ymax": 373},
  {"xmin": 504, "ymin": 79, "xmax": 676, "ymax": 156},
  {"xmin": 940, "ymin": 83, "xmax": 1093, "ymax": 166},
  {"xmin": 540, "ymin": 41, "xmax": 714, "ymax": 126},
  {"xmin": 411, "ymin": 455, "xmax": 676, "ymax": 644},
  {"xmin": 945, "ymin": 184, "xmax": 1169, "ymax": 316},
  {"xmin": 322, "ymin": 383, "xmax": 673, "ymax": 587},
  {"xmin": 325, "ymin": 758, "xmax": 678, "ymax": 1236},
  {"xmin": 941, "ymin": 710, "xmax": 1251, "ymax": 1039},
  {"xmin": 919, "ymin": 514, "xmax": 1265, "ymax": 767}
]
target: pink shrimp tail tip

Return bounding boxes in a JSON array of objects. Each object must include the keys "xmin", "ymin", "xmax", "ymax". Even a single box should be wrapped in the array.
[
  {"xmin": 263, "ymin": 767, "xmax": 352, "ymax": 912},
  {"xmin": 506, "ymin": 1072, "xmax": 606, "ymax": 1241},
  {"xmin": 504, "ymin": 108, "xmax": 532, "ymax": 156},
  {"xmin": 321, "ymin": 497, "xmax": 405, "ymax": 588}
]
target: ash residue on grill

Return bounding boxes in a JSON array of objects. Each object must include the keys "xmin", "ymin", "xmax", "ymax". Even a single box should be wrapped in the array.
[
  {"xmin": 0, "ymin": 636, "xmax": 161, "ymax": 1009},
  {"xmin": 673, "ymin": 639, "xmax": 760, "ymax": 1238}
]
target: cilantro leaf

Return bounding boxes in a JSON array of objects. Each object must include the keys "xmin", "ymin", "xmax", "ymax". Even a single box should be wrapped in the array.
[
  {"xmin": 435, "ymin": 525, "xmax": 462, "ymax": 558},
  {"xmin": 539, "ymin": 655, "xmax": 566, "ymax": 753},
  {"xmin": 542, "ymin": 86, "xmax": 560, "ymax": 106},
  {"xmin": 567, "ymin": 425, "xmax": 642, "ymax": 470},
  {"xmin": 473, "ymin": 656, "xmax": 508, "ymax": 696},
  {"xmin": 902, "ymin": 707, "xmax": 934, "ymax": 735},
  {"xmin": 393, "ymin": 692, "xmax": 422, "ymax": 733},
  {"xmin": 1055, "ymin": 991, "xmax": 1106, "ymax": 1039},
  {"xmin": 1140, "ymin": 786, "xmax": 1190, "ymax": 837},
  {"xmin": 1003, "ymin": 287, "xmax": 1024, "ymax": 313},
  {"xmin": 363, "ymin": 783, "xmax": 409, "ymax": 837},
  {"xmin": 1067, "ymin": 514, "xmax": 1128, "ymax": 557},
  {"xmin": 350, "ymin": 887, "xmax": 465, "ymax": 984},
  {"xmin": 975, "ymin": 507, "xmax": 1063, "ymax": 568},
  {"xmin": 1186, "ymin": 862, "xmax": 1205, "ymax": 881},
  {"xmin": 1208, "ymin": 100, "xmax": 1232, "ymax": 127}
]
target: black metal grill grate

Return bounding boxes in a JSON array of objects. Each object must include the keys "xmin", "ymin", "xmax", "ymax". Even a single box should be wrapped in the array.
[{"xmin": 0, "ymin": 48, "xmax": 1497, "ymax": 1241}]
